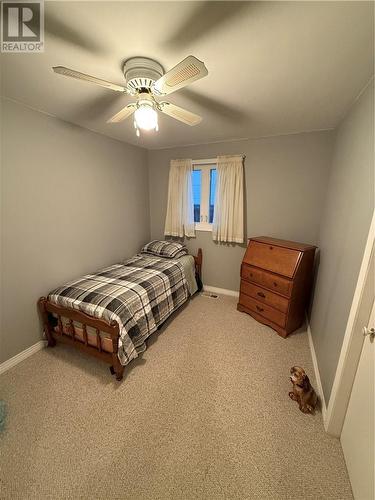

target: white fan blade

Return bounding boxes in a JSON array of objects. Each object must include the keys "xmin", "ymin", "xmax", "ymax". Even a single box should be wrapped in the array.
[
  {"xmin": 153, "ymin": 56, "xmax": 208, "ymax": 95},
  {"xmin": 53, "ymin": 66, "xmax": 127, "ymax": 93},
  {"xmin": 107, "ymin": 104, "xmax": 137, "ymax": 123},
  {"xmin": 159, "ymin": 102, "xmax": 202, "ymax": 126}
]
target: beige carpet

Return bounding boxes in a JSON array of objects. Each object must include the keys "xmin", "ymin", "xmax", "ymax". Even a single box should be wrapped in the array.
[{"xmin": 0, "ymin": 295, "xmax": 352, "ymax": 499}]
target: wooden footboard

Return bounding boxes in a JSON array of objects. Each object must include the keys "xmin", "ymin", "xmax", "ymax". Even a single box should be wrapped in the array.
[
  {"xmin": 38, "ymin": 248, "xmax": 202, "ymax": 381},
  {"xmin": 38, "ymin": 297, "xmax": 125, "ymax": 380}
]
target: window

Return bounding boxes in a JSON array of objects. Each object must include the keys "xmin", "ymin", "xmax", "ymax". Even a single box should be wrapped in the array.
[
  {"xmin": 192, "ymin": 169, "xmax": 201, "ymax": 224},
  {"xmin": 192, "ymin": 162, "xmax": 217, "ymax": 231},
  {"xmin": 209, "ymin": 168, "xmax": 217, "ymax": 224}
]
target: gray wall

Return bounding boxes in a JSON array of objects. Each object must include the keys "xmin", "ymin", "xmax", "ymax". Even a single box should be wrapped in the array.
[
  {"xmin": 148, "ymin": 131, "xmax": 334, "ymax": 290},
  {"xmin": 309, "ymin": 80, "xmax": 374, "ymax": 402},
  {"xmin": 0, "ymin": 99, "xmax": 150, "ymax": 363}
]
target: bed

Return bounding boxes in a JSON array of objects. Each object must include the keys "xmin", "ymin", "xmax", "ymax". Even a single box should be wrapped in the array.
[{"xmin": 38, "ymin": 242, "xmax": 202, "ymax": 380}]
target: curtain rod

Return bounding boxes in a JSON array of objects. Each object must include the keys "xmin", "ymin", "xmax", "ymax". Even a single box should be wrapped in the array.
[{"xmin": 192, "ymin": 155, "xmax": 246, "ymax": 165}]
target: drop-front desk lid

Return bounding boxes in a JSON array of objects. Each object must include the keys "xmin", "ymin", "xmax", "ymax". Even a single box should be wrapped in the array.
[
  {"xmin": 243, "ymin": 237, "xmax": 316, "ymax": 279},
  {"xmin": 250, "ymin": 236, "xmax": 316, "ymax": 252}
]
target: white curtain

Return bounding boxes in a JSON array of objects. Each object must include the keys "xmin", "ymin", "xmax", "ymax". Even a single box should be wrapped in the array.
[
  {"xmin": 164, "ymin": 159, "xmax": 195, "ymax": 238},
  {"xmin": 212, "ymin": 155, "xmax": 244, "ymax": 243}
]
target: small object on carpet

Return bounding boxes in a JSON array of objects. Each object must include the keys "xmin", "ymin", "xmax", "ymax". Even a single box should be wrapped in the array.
[
  {"xmin": 201, "ymin": 292, "xmax": 219, "ymax": 299},
  {"xmin": 289, "ymin": 366, "xmax": 318, "ymax": 414}
]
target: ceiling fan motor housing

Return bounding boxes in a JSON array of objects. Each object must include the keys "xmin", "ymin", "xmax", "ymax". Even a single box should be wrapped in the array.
[{"xmin": 123, "ymin": 57, "xmax": 164, "ymax": 92}]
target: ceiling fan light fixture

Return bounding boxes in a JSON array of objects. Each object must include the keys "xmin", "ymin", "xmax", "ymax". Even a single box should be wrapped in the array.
[
  {"xmin": 53, "ymin": 56, "xmax": 207, "ymax": 136},
  {"xmin": 134, "ymin": 103, "xmax": 158, "ymax": 132}
]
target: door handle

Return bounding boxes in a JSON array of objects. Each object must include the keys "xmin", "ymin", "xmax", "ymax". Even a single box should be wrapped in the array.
[{"xmin": 363, "ymin": 327, "xmax": 375, "ymax": 338}]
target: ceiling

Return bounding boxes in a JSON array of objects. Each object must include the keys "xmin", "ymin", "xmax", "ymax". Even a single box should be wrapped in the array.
[{"xmin": 1, "ymin": 1, "xmax": 374, "ymax": 149}]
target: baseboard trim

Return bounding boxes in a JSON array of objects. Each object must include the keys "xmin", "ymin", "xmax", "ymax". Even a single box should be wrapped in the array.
[
  {"xmin": 203, "ymin": 285, "xmax": 239, "ymax": 297},
  {"xmin": 0, "ymin": 340, "xmax": 47, "ymax": 375},
  {"xmin": 306, "ymin": 316, "xmax": 327, "ymax": 426}
]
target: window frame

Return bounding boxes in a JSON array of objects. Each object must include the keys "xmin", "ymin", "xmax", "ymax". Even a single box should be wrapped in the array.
[{"xmin": 192, "ymin": 160, "xmax": 217, "ymax": 232}]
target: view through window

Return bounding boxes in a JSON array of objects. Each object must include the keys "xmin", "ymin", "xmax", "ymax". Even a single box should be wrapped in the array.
[
  {"xmin": 192, "ymin": 164, "xmax": 217, "ymax": 229},
  {"xmin": 192, "ymin": 169, "xmax": 201, "ymax": 223}
]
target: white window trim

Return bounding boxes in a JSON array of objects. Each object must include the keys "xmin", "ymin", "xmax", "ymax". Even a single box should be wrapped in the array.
[{"xmin": 192, "ymin": 160, "xmax": 217, "ymax": 232}]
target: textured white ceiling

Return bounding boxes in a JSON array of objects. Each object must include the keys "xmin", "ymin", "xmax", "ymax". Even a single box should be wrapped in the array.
[{"xmin": 1, "ymin": 1, "xmax": 374, "ymax": 149}]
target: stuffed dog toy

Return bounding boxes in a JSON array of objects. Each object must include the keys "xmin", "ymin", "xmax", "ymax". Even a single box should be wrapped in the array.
[{"xmin": 289, "ymin": 366, "xmax": 318, "ymax": 414}]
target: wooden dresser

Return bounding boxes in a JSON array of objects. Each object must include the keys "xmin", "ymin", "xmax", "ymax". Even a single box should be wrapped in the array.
[{"xmin": 237, "ymin": 237, "xmax": 316, "ymax": 337}]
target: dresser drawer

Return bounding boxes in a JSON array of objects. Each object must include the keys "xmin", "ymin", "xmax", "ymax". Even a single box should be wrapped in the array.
[
  {"xmin": 239, "ymin": 294, "xmax": 286, "ymax": 328},
  {"xmin": 241, "ymin": 265, "xmax": 292, "ymax": 297},
  {"xmin": 240, "ymin": 280, "xmax": 289, "ymax": 313},
  {"xmin": 243, "ymin": 241, "xmax": 301, "ymax": 278}
]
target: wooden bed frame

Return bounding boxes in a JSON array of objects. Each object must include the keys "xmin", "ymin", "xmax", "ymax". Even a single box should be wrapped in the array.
[{"xmin": 38, "ymin": 248, "xmax": 202, "ymax": 381}]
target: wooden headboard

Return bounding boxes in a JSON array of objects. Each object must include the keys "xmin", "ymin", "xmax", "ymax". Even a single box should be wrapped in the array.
[{"xmin": 193, "ymin": 248, "xmax": 202, "ymax": 279}]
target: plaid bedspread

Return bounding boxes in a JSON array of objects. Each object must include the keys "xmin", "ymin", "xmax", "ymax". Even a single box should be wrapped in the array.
[{"xmin": 48, "ymin": 254, "xmax": 189, "ymax": 365}]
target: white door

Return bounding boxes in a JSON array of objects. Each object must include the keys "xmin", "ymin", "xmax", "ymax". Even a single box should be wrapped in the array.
[{"xmin": 341, "ymin": 299, "xmax": 375, "ymax": 500}]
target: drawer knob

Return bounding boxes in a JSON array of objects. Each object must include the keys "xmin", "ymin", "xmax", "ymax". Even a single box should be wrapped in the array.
[
  {"xmin": 269, "ymin": 246, "xmax": 273, "ymax": 250},
  {"xmin": 256, "ymin": 305, "xmax": 264, "ymax": 312},
  {"xmin": 257, "ymin": 292, "xmax": 266, "ymax": 298},
  {"xmin": 273, "ymin": 282, "xmax": 278, "ymax": 287}
]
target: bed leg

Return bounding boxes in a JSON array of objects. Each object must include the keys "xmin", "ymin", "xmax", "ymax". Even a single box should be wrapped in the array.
[
  {"xmin": 110, "ymin": 321, "xmax": 124, "ymax": 381},
  {"xmin": 115, "ymin": 365, "xmax": 124, "ymax": 381},
  {"xmin": 38, "ymin": 297, "xmax": 56, "ymax": 347},
  {"xmin": 110, "ymin": 360, "xmax": 124, "ymax": 381}
]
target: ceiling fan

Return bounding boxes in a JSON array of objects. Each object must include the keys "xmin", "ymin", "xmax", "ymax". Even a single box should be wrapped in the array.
[{"xmin": 52, "ymin": 56, "xmax": 208, "ymax": 136}]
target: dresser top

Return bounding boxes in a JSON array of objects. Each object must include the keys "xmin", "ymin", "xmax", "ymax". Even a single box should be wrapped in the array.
[{"xmin": 249, "ymin": 236, "xmax": 316, "ymax": 252}]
